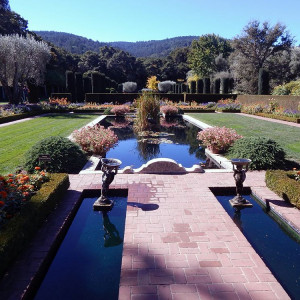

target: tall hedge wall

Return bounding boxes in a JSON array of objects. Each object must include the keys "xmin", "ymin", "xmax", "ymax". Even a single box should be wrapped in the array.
[
  {"xmin": 237, "ymin": 95, "xmax": 300, "ymax": 110},
  {"xmin": 85, "ymin": 93, "xmax": 237, "ymax": 104}
]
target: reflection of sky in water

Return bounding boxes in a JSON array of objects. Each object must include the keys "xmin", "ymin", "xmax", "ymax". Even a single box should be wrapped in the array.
[{"xmin": 102, "ymin": 117, "xmax": 205, "ymax": 168}]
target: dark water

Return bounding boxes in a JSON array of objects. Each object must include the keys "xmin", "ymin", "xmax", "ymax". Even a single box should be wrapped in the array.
[
  {"xmin": 100, "ymin": 116, "xmax": 206, "ymax": 168},
  {"xmin": 34, "ymin": 197, "xmax": 127, "ymax": 300},
  {"xmin": 216, "ymin": 195, "xmax": 300, "ymax": 300}
]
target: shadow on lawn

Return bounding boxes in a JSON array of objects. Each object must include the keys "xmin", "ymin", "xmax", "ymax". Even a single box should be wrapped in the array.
[{"xmin": 43, "ymin": 113, "xmax": 101, "ymax": 120}]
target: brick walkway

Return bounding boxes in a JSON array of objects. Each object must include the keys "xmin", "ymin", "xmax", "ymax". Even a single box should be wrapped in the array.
[{"xmin": 1, "ymin": 171, "xmax": 296, "ymax": 299}]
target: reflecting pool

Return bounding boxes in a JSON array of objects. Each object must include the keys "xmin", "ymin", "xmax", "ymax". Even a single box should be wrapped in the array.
[
  {"xmin": 216, "ymin": 194, "xmax": 300, "ymax": 300},
  {"xmin": 100, "ymin": 116, "xmax": 207, "ymax": 169},
  {"xmin": 34, "ymin": 196, "xmax": 127, "ymax": 300}
]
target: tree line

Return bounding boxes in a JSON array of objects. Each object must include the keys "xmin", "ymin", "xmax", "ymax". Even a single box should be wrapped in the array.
[{"xmin": 1, "ymin": 0, "xmax": 300, "ymax": 104}]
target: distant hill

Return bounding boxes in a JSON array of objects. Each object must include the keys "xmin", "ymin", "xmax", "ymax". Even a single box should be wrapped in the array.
[{"xmin": 35, "ymin": 31, "xmax": 198, "ymax": 57}]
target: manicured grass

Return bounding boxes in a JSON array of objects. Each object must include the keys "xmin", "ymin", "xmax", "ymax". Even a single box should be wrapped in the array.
[
  {"xmin": 188, "ymin": 113, "xmax": 300, "ymax": 164},
  {"xmin": 0, "ymin": 113, "xmax": 100, "ymax": 174}
]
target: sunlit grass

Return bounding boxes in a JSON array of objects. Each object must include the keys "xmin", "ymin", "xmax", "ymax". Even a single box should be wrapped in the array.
[
  {"xmin": 188, "ymin": 113, "xmax": 300, "ymax": 163},
  {"xmin": 0, "ymin": 113, "xmax": 100, "ymax": 174}
]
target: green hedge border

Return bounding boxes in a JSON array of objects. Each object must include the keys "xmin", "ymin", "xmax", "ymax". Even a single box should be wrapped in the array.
[
  {"xmin": 265, "ymin": 170, "xmax": 300, "ymax": 209},
  {"xmin": 0, "ymin": 173, "xmax": 70, "ymax": 278},
  {"xmin": 0, "ymin": 112, "xmax": 42, "ymax": 124},
  {"xmin": 255, "ymin": 113, "xmax": 300, "ymax": 123}
]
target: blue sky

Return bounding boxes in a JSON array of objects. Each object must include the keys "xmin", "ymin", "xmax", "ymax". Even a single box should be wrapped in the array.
[{"xmin": 9, "ymin": 0, "xmax": 300, "ymax": 44}]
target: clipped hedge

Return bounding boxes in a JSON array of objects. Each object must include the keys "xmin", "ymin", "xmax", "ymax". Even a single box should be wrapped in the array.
[
  {"xmin": 85, "ymin": 93, "xmax": 237, "ymax": 104},
  {"xmin": 0, "ymin": 173, "xmax": 70, "ymax": 278},
  {"xmin": 255, "ymin": 112, "xmax": 300, "ymax": 124},
  {"xmin": 0, "ymin": 111, "xmax": 41, "ymax": 124},
  {"xmin": 265, "ymin": 170, "xmax": 300, "ymax": 209}
]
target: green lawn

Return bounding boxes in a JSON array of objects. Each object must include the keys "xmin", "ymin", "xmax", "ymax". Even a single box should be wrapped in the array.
[
  {"xmin": 188, "ymin": 113, "xmax": 300, "ymax": 164},
  {"xmin": 0, "ymin": 113, "xmax": 100, "ymax": 174}
]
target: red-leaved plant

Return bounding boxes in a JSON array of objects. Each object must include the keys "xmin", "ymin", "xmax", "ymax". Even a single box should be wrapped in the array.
[
  {"xmin": 111, "ymin": 105, "xmax": 130, "ymax": 116},
  {"xmin": 197, "ymin": 126, "xmax": 242, "ymax": 152},
  {"xmin": 72, "ymin": 125, "xmax": 118, "ymax": 155}
]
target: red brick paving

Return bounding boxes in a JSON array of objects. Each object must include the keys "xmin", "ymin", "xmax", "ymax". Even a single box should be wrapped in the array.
[{"xmin": 67, "ymin": 172, "xmax": 294, "ymax": 300}]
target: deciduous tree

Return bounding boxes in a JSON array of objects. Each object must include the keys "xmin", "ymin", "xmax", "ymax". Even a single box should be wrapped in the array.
[
  {"xmin": 188, "ymin": 34, "xmax": 232, "ymax": 78},
  {"xmin": 0, "ymin": 34, "xmax": 51, "ymax": 104},
  {"xmin": 230, "ymin": 20, "xmax": 293, "ymax": 94}
]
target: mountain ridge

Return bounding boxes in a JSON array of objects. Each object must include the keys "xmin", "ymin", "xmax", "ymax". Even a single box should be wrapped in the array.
[{"xmin": 34, "ymin": 31, "xmax": 198, "ymax": 57}]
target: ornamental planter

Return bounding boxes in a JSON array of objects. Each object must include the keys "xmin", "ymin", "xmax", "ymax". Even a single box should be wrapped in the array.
[{"xmin": 207, "ymin": 146, "xmax": 224, "ymax": 154}]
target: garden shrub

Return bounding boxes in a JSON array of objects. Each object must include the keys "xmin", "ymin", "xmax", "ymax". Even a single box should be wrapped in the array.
[
  {"xmin": 158, "ymin": 81, "xmax": 176, "ymax": 93},
  {"xmin": 24, "ymin": 136, "xmax": 87, "ymax": 173},
  {"xmin": 228, "ymin": 137, "xmax": 286, "ymax": 170},
  {"xmin": 0, "ymin": 173, "xmax": 69, "ymax": 279},
  {"xmin": 265, "ymin": 170, "xmax": 300, "ymax": 208},
  {"xmin": 160, "ymin": 105, "xmax": 178, "ymax": 116},
  {"xmin": 72, "ymin": 125, "xmax": 118, "ymax": 155},
  {"xmin": 111, "ymin": 105, "xmax": 130, "ymax": 116},
  {"xmin": 122, "ymin": 82, "xmax": 137, "ymax": 93},
  {"xmin": 272, "ymin": 80, "xmax": 300, "ymax": 95}
]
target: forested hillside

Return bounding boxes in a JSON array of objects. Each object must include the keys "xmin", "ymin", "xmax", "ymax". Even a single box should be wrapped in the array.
[{"xmin": 35, "ymin": 31, "xmax": 198, "ymax": 57}]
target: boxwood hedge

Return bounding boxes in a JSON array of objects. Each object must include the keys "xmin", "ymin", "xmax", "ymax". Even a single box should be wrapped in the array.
[
  {"xmin": 0, "ymin": 173, "xmax": 70, "ymax": 278},
  {"xmin": 265, "ymin": 170, "xmax": 300, "ymax": 209}
]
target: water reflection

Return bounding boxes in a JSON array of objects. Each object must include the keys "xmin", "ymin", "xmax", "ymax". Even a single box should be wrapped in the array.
[
  {"xmin": 102, "ymin": 212, "xmax": 123, "ymax": 247},
  {"xmin": 100, "ymin": 116, "xmax": 208, "ymax": 168}
]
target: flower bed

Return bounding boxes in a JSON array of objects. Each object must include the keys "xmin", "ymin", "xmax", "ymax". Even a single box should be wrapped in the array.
[
  {"xmin": 0, "ymin": 168, "xmax": 49, "ymax": 227},
  {"xmin": 241, "ymin": 100, "xmax": 300, "ymax": 123},
  {"xmin": 215, "ymin": 99, "xmax": 242, "ymax": 112},
  {"xmin": 0, "ymin": 173, "xmax": 70, "ymax": 278},
  {"xmin": 265, "ymin": 170, "xmax": 300, "ymax": 209}
]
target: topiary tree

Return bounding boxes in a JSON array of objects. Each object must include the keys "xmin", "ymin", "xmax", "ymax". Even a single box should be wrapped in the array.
[
  {"xmin": 220, "ymin": 77, "xmax": 229, "ymax": 94},
  {"xmin": 23, "ymin": 136, "xmax": 87, "ymax": 173},
  {"xmin": 196, "ymin": 79, "xmax": 203, "ymax": 93},
  {"xmin": 213, "ymin": 78, "xmax": 220, "ymax": 94},
  {"xmin": 66, "ymin": 71, "xmax": 75, "ymax": 101},
  {"xmin": 158, "ymin": 80, "xmax": 176, "ymax": 93},
  {"xmin": 203, "ymin": 78, "xmax": 210, "ymax": 93},
  {"xmin": 258, "ymin": 68, "xmax": 269, "ymax": 95},
  {"xmin": 122, "ymin": 81, "xmax": 137, "ymax": 93},
  {"xmin": 74, "ymin": 72, "xmax": 83, "ymax": 102},
  {"xmin": 228, "ymin": 137, "xmax": 286, "ymax": 170},
  {"xmin": 190, "ymin": 81, "xmax": 196, "ymax": 93},
  {"xmin": 83, "ymin": 76, "xmax": 92, "ymax": 94}
]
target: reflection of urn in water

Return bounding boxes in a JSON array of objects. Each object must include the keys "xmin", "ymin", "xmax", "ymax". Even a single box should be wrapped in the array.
[
  {"xmin": 102, "ymin": 212, "xmax": 123, "ymax": 247},
  {"xmin": 229, "ymin": 159, "xmax": 253, "ymax": 208},
  {"xmin": 93, "ymin": 158, "xmax": 122, "ymax": 211}
]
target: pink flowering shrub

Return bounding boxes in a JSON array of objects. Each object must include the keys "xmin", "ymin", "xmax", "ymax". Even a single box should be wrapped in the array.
[
  {"xmin": 160, "ymin": 105, "xmax": 178, "ymax": 116},
  {"xmin": 111, "ymin": 105, "xmax": 130, "ymax": 116},
  {"xmin": 72, "ymin": 125, "xmax": 118, "ymax": 155},
  {"xmin": 197, "ymin": 126, "xmax": 242, "ymax": 152}
]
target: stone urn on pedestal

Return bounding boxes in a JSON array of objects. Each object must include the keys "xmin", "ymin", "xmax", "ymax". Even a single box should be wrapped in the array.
[
  {"xmin": 93, "ymin": 158, "xmax": 122, "ymax": 211},
  {"xmin": 229, "ymin": 158, "xmax": 253, "ymax": 208}
]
